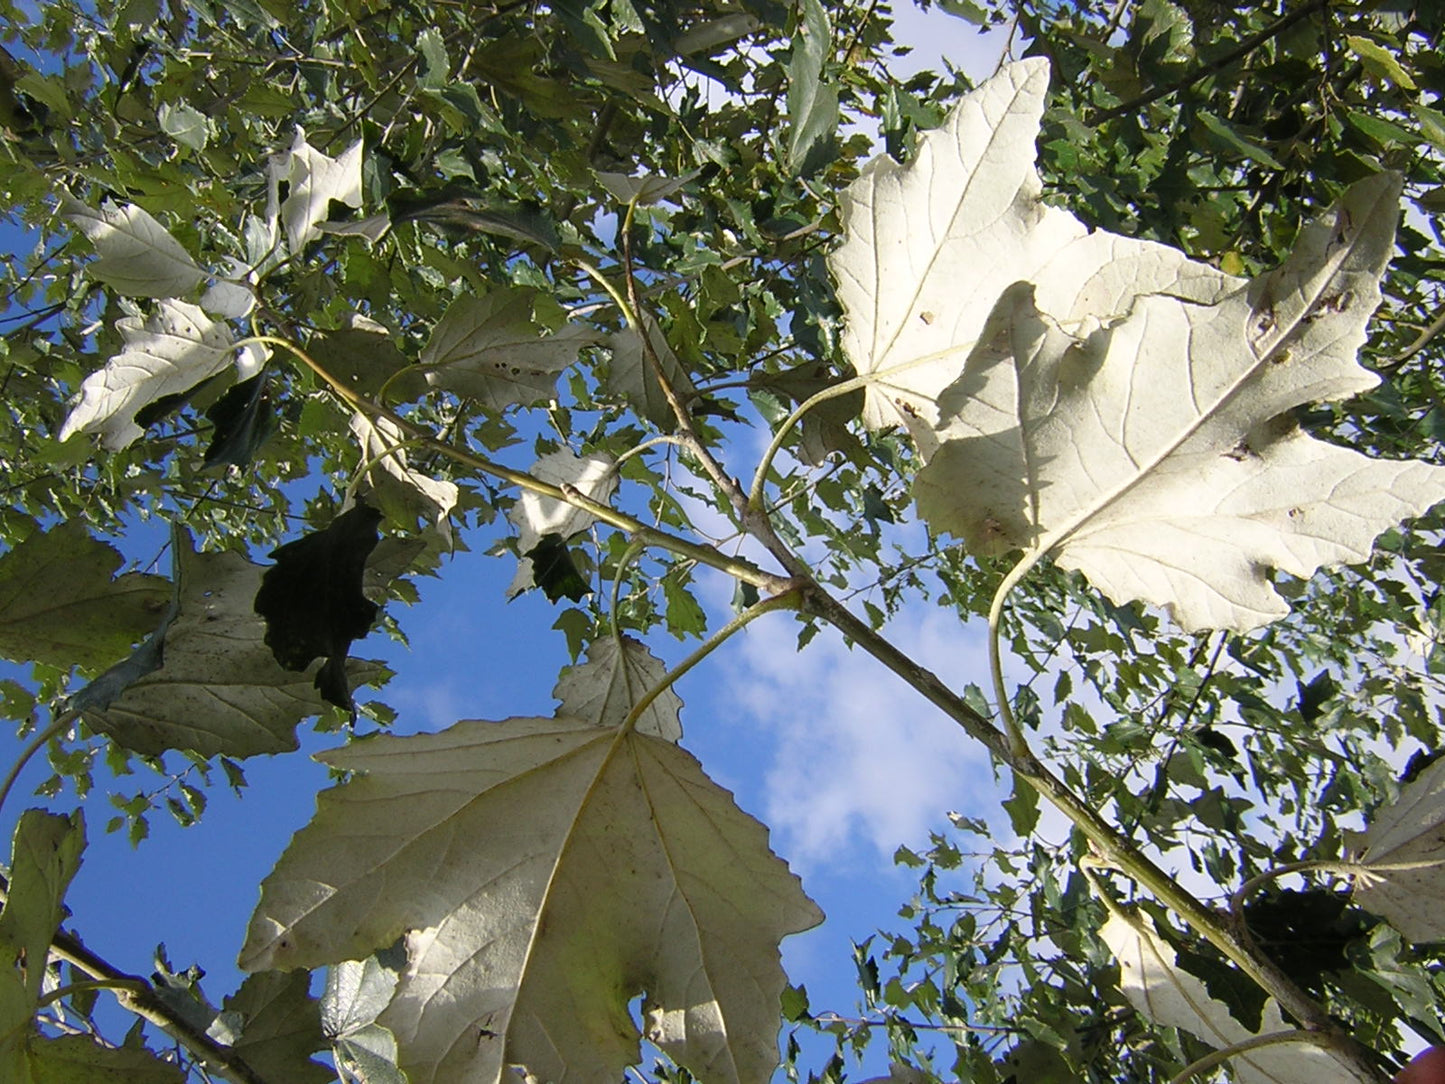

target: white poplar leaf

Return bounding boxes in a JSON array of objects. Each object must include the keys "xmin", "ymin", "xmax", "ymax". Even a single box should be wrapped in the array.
[
  {"xmin": 1346, "ymin": 757, "xmax": 1445, "ymax": 942},
  {"xmin": 1101, "ymin": 911, "xmax": 1366, "ymax": 1084},
  {"xmin": 70, "ymin": 531, "xmax": 386, "ymax": 758},
  {"xmin": 552, "ymin": 634, "xmax": 684, "ymax": 741},
  {"xmin": 201, "ymin": 256, "xmax": 258, "ymax": 319},
  {"xmin": 914, "ymin": 170, "xmax": 1445, "ymax": 630},
  {"xmin": 268, "ymin": 128, "xmax": 364, "ymax": 254},
  {"xmin": 507, "ymin": 449, "xmax": 617, "ymax": 594},
  {"xmin": 420, "ymin": 288, "xmax": 599, "ymax": 410},
  {"xmin": 239, "ymin": 716, "xmax": 822, "ymax": 1084},
  {"xmin": 58, "ymin": 299, "xmax": 252, "ymax": 450},
  {"xmin": 828, "ymin": 59, "xmax": 1086, "ymax": 435},
  {"xmin": 348, "ymin": 413, "xmax": 459, "ymax": 540},
  {"xmin": 62, "ymin": 195, "xmax": 206, "ymax": 298}
]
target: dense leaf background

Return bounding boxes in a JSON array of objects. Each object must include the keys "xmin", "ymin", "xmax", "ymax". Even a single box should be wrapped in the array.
[{"xmin": 1, "ymin": 0, "xmax": 1444, "ymax": 1081}]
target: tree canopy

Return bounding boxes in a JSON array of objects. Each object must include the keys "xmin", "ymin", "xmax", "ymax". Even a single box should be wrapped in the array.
[{"xmin": 2, "ymin": 0, "xmax": 1445, "ymax": 1082}]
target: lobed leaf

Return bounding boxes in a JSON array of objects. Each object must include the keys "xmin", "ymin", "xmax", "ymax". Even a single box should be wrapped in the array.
[
  {"xmin": 72, "ymin": 528, "xmax": 386, "ymax": 756},
  {"xmin": 914, "ymin": 171, "xmax": 1444, "ymax": 630},
  {"xmin": 57, "ymin": 300, "xmax": 260, "ymax": 451},
  {"xmin": 1347, "ymin": 757, "xmax": 1445, "ymax": 943},
  {"xmin": 268, "ymin": 128, "xmax": 364, "ymax": 254},
  {"xmin": 0, "ymin": 522, "xmax": 170, "ymax": 670},
  {"xmin": 349, "ymin": 413, "xmax": 459, "ymax": 538},
  {"xmin": 240, "ymin": 716, "xmax": 822, "ymax": 1084},
  {"xmin": 420, "ymin": 288, "xmax": 599, "ymax": 410},
  {"xmin": 552, "ymin": 633, "xmax": 684, "ymax": 740}
]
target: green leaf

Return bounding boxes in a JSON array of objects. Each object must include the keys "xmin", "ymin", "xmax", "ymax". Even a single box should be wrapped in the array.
[
  {"xmin": 72, "ymin": 527, "xmax": 387, "ymax": 756},
  {"xmin": 219, "ymin": 970, "xmax": 332, "ymax": 1084},
  {"xmin": 0, "ymin": 811, "xmax": 84, "ymax": 1018},
  {"xmin": 203, "ymin": 373, "xmax": 275, "ymax": 468},
  {"xmin": 0, "ymin": 523, "xmax": 170, "ymax": 670},
  {"xmin": 420, "ymin": 288, "xmax": 599, "ymax": 410},
  {"xmin": 61, "ymin": 197, "xmax": 206, "ymax": 298},
  {"xmin": 1002, "ymin": 772, "xmax": 1039, "ymax": 836},
  {"xmin": 786, "ymin": 0, "xmax": 838, "ymax": 177},
  {"xmin": 24, "ymin": 1034, "xmax": 184, "ymax": 1083},
  {"xmin": 1346, "ymin": 34, "xmax": 1417, "ymax": 90},
  {"xmin": 1196, "ymin": 110, "xmax": 1283, "ymax": 168}
]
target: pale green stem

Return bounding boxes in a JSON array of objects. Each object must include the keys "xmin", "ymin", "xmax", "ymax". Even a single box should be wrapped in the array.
[
  {"xmin": 613, "ymin": 434, "xmax": 690, "ymax": 469},
  {"xmin": 986, "ymin": 550, "xmax": 1049, "ymax": 759},
  {"xmin": 747, "ymin": 372, "xmax": 872, "ymax": 510},
  {"xmin": 609, "ymin": 539, "xmax": 649, "ymax": 644},
  {"xmin": 619, "ymin": 590, "xmax": 802, "ymax": 735},
  {"xmin": 572, "ymin": 258, "xmax": 637, "ymax": 329},
  {"xmin": 344, "ymin": 433, "xmax": 434, "ymax": 507},
  {"xmin": 810, "ymin": 591, "xmax": 1386, "ymax": 1081},
  {"xmin": 0, "ymin": 711, "xmax": 75, "ymax": 822},
  {"xmin": 745, "ymin": 344, "xmax": 973, "ymax": 511},
  {"xmin": 1166, "ymin": 1030, "xmax": 1345, "ymax": 1084}
]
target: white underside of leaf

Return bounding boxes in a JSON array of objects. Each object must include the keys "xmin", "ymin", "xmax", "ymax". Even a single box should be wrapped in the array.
[
  {"xmin": 551, "ymin": 634, "xmax": 683, "ymax": 741},
  {"xmin": 507, "ymin": 449, "xmax": 618, "ymax": 594},
  {"xmin": 240, "ymin": 717, "xmax": 822, "ymax": 1084},
  {"xmin": 268, "ymin": 129, "xmax": 364, "ymax": 254},
  {"xmin": 349, "ymin": 413, "xmax": 459, "ymax": 539},
  {"xmin": 62, "ymin": 195, "xmax": 206, "ymax": 299},
  {"xmin": 1347, "ymin": 757, "xmax": 1445, "ymax": 943},
  {"xmin": 58, "ymin": 300, "xmax": 245, "ymax": 450},
  {"xmin": 828, "ymin": 59, "xmax": 1087, "ymax": 435},
  {"xmin": 1102, "ymin": 911, "xmax": 1366, "ymax": 1084},
  {"xmin": 910, "ymin": 165, "xmax": 1439, "ymax": 630}
]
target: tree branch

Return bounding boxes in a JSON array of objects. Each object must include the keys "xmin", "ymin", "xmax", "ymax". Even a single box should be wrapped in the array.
[
  {"xmin": 799, "ymin": 585, "xmax": 1389, "ymax": 1083},
  {"xmin": 0, "ymin": 874, "xmax": 271, "ymax": 1084}
]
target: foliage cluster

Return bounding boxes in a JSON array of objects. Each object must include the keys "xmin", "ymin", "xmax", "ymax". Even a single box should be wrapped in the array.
[{"xmin": 1, "ymin": 0, "xmax": 1444, "ymax": 1082}]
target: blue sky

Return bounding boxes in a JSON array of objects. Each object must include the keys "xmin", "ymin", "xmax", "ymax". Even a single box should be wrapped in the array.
[{"xmin": 0, "ymin": 6, "xmax": 1018, "ymax": 1078}]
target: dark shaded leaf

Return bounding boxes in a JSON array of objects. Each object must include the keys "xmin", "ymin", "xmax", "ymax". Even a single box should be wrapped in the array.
[
  {"xmin": 204, "ymin": 373, "xmax": 274, "ymax": 467},
  {"xmin": 525, "ymin": 533, "xmax": 590, "ymax": 602},
  {"xmin": 255, "ymin": 503, "xmax": 383, "ymax": 717},
  {"xmin": 1296, "ymin": 670, "xmax": 1338, "ymax": 723}
]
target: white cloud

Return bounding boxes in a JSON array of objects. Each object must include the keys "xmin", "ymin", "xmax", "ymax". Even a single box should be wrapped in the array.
[{"xmin": 719, "ymin": 602, "xmax": 1002, "ymax": 871}]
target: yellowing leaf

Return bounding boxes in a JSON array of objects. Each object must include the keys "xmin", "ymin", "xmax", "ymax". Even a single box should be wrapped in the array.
[
  {"xmin": 1346, "ymin": 757, "xmax": 1445, "ymax": 943},
  {"xmin": 1101, "ymin": 910, "xmax": 1366, "ymax": 1084},
  {"xmin": 57, "ymin": 299, "xmax": 260, "ymax": 451},
  {"xmin": 552, "ymin": 634, "xmax": 683, "ymax": 740},
  {"xmin": 914, "ymin": 171, "xmax": 1444, "ymax": 630},
  {"xmin": 62, "ymin": 196, "xmax": 206, "ymax": 298},
  {"xmin": 240, "ymin": 716, "xmax": 822, "ymax": 1084}
]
